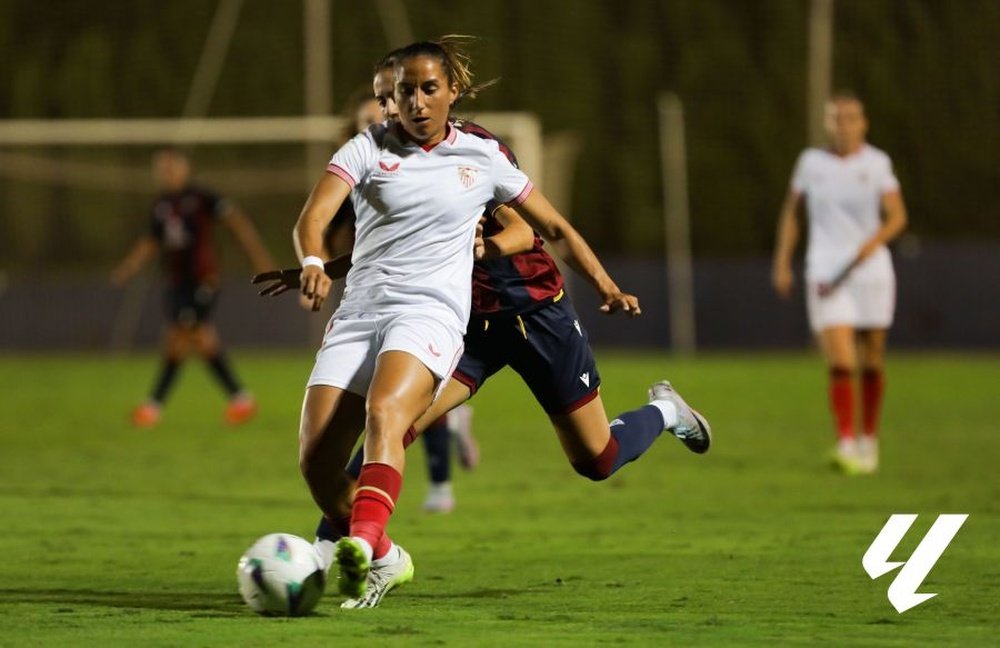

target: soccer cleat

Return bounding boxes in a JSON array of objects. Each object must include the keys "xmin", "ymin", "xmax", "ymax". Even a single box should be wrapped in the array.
[
  {"xmin": 334, "ymin": 537, "xmax": 371, "ymax": 599},
  {"xmin": 341, "ymin": 545, "xmax": 414, "ymax": 609},
  {"xmin": 648, "ymin": 380, "xmax": 711, "ymax": 454},
  {"xmin": 421, "ymin": 482, "xmax": 455, "ymax": 514},
  {"xmin": 857, "ymin": 436, "xmax": 879, "ymax": 475},
  {"xmin": 131, "ymin": 402, "xmax": 162, "ymax": 428},
  {"xmin": 830, "ymin": 439, "xmax": 865, "ymax": 475},
  {"xmin": 224, "ymin": 393, "xmax": 258, "ymax": 425},
  {"xmin": 447, "ymin": 404, "xmax": 479, "ymax": 470}
]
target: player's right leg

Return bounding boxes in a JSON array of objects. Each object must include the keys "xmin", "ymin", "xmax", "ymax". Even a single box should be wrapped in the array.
[
  {"xmin": 856, "ymin": 328, "xmax": 888, "ymax": 473},
  {"xmin": 817, "ymin": 325, "xmax": 861, "ymax": 473},
  {"xmin": 133, "ymin": 324, "xmax": 189, "ymax": 427}
]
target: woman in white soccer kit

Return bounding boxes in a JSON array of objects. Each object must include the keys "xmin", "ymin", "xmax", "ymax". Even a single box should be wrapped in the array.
[
  {"xmin": 292, "ymin": 41, "xmax": 644, "ymax": 601},
  {"xmin": 772, "ymin": 91, "xmax": 908, "ymax": 474}
]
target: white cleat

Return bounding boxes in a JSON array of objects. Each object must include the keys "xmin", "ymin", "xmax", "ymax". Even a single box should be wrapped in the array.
[
  {"xmin": 448, "ymin": 404, "xmax": 479, "ymax": 470},
  {"xmin": 857, "ymin": 436, "xmax": 879, "ymax": 475},
  {"xmin": 341, "ymin": 545, "xmax": 415, "ymax": 609},
  {"xmin": 648, "ymin": 380, "xmax": 712, "ymax": 454},
  {"xmin": 830, "ymin": 438, "xmax": 865, "ymax": 475},
  {"xmin": 422, "ymin": 482, "xmax": 455, "ymax": 514}
]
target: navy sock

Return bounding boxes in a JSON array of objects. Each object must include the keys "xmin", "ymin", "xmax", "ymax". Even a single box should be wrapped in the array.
[
  {"xmin": 422, "ymin": 418, "xmax": 451, "ymax": 484},
  {"xmin": 151, "ymin": 359, "xmax": 181, "ymax": 403},
  {"xmin": 608, "ymin": 405, "xmax": 665, "ymax": 474},
  {"xmin": 205, "ymin": 353, "xmax": 242, "ymax": 396},
  {"xmin": 345, "ymin": 446, "xmax": 364, "ymax": 480},
  {"xmin": 315, "ymin": 514, "xmax": 349, "ymax": 542}
]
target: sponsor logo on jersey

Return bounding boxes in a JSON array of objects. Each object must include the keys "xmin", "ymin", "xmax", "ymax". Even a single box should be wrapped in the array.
[
  {"xmin": 377, "ymin": 160, "xmax": 401, "ymax": 174},
  {"xmin": 579, "ymin": 372, "xmax": 590, "ymax": 387},
  {"xmin": 458, "ymin": 166, "xmax": 478, "ymax": 188},
  {"xmin": 573, "ymin": 320, "xmax": 582, "ymax": 336},
  {"xmin": 427, "ymin": 343, "xmax": 442, "ymax": 358}
]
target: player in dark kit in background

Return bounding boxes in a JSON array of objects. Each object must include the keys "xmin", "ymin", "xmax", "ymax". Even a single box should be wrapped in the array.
[{"xmin": 112, "ymin": 147, "xmax": 276, "ymax": 427}]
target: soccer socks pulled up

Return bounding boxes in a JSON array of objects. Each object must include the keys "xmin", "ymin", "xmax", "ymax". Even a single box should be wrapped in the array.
[
  {"xmin": 315, "ymin": 515, "xmax": 350, "ymax": 543},
  {"xmin": 151, "ymin": 358, "xmax": 182, "ymax": 403},
  {"xmin": 422, "ymin": 416, "xmax": 451, "ymax": 484},
  {"xmin": 205, "ymin": 352, "xmax": 242, "ymax": 396},
  {"xmin": 350, "ymin": 462, "xmax": 402, "ymax": 558},
  {"xmin": 829, "ymin": 366, "xmax": 855, "ymax": 440},
  {"xmin": 861, "ymin": 368, "xmax": 885, "ymax": 437},
  {"xmin": 571, "ymin": 405, "xmax": 664, "ymax": 481}
]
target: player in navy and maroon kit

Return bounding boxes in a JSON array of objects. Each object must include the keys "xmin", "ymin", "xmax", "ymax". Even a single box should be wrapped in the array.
[{"xmin": 112, "ymin": 148, "xmax": 276, "ymax": 427}]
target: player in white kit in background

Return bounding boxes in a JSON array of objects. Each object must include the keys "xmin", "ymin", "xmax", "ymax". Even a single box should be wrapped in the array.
[{"xmin": 772, "ymin": 91, "xmax": 908, "ymax": 474}]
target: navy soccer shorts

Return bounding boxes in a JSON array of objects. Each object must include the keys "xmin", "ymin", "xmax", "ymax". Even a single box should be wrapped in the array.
[
  {"xmin": 453, "ymin": 297, "xmax": 601, "ymax": 415},
  {"xmin": 165, "ymin": 284, "xmax": 218, "ymax": 326}
]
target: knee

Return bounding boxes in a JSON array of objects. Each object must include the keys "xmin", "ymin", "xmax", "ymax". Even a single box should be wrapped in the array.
[
  {"xmin": 365, "ymin": 398, "xmax": 405, "ymax": 436},
  {"xmin": 571, "ymin": 459, "xmax": 611, "ymax": 482}
]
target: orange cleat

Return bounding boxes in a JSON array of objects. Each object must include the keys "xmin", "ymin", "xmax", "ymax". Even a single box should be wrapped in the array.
[
  {"xmin": 131, "ymin": 402, "xmax": 162, "ymax": 428},
  {"xmin": 224, "ymin": 394, "xmax": 258, "ymax": 425}
]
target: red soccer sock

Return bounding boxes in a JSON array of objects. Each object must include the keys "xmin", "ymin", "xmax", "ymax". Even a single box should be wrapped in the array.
[
  {"xmin": 372, "ymin": 533, "xmax": 393, "ymax": 561},
  {"xmin": 350, "ymin": 462, "xmax": 403, "ymax": 554},
  {"xmin": 829, "ymin": 367, "xmax": 855, "ymax": 440},
  {"xmin": 861, "ymin": 368, "xmax": 885, "ymax": 437}
]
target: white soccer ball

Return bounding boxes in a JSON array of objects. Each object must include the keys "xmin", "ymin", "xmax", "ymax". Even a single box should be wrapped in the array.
[{"xmin": 236, "ymin": 533, "xmax": 326, "ymax": 616}]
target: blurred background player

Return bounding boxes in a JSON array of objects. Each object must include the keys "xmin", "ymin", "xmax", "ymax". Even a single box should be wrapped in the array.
[
  {"xmin": 771, "ymin": 91, "xmax": 908, "ymax": 474},
  {"xmin": 111, "ymin": 147, "xmax": 276, "ymax": 427},
  {"xmin": 322, "ymin": 87, "xmax": 480, "ymax": 513}
]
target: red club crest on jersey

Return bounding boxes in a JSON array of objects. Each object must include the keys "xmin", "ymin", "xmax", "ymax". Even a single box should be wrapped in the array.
[
  {"xmin": 458, "ymin": 166, "xmax": 478, "ymax": 188},
  {"xmin": 379, "ymin": 161, "xmax": 400, "ymax": 173}
]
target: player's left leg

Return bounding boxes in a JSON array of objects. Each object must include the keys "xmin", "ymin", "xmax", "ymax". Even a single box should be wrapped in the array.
[
  {"xmin": 192, "ymin": 323, "xmax": 257, "ymax": 425},
  {"xmin": 336, "ymin": 349, "xmax": 438, "ymax": 598},
  {"xmin": 856, "ymin": 328, "xmax": 888, "ymax": 473}
]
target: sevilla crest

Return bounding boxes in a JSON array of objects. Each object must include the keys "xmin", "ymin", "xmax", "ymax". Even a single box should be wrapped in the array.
[{"xmin": 458, "ymin": 166, "xmax": 478, "ymax": 188}]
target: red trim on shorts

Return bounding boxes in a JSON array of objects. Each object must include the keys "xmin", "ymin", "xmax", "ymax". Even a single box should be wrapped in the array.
[
  {"xmin": 326, "ymin": 163, "xmax": 357, "ymax": 188},
  {"xmin": 451, "ymin": 368, "xmax": 479, "ymax": 396},
  {"xmin": 552, "ymin": 387, "xmax": 600, "ymax": 416},
  {"xmin": 507, "ymin": 181, "xmax": 534, "ymax": 206}
]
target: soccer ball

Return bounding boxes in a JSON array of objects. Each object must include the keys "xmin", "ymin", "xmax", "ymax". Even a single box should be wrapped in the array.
[{"xmin": 236, "ymin": 533, "xmax": 326, "ymax": 616}]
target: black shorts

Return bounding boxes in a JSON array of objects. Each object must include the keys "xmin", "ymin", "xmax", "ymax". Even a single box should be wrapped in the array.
[
  {"xmin": 165, "ymin": 284, "xmax": 218, "ymax": 326},
  {"xmin": 454, "ymin": 297, "xmax": 600, "ymax": 415}
]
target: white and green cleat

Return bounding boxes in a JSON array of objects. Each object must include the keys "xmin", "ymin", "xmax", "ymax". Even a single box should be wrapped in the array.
[
  {"xmin": 648, "ymin": 380, "xmax": 712, "ymax": 454},
  {"xmin": 341, "ymin": 545, "xmax": 414, "ymax": 609},
  {"xmin": 334, "ymin": 537, "xmax": 371, "ymax": 599}
]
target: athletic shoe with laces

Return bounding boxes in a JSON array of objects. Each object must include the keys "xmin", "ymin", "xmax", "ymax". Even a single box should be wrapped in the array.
[
  {"xmin": 334, "ymin": 537, "xmax": 371, "ymax": 599},
  {"xmin": 340, "ymin": 545, "xmax": 414, "ymax": 609},
  {"xmin": 648, "ymin": 380, "xmax": 712, "ymax": 454},
  {"xmin": 131, "ymin": 401, "xmax": 162, "ymax": 428},
  {"xmin": 447, "ymin": 404, "xmax": 479, "ymax": 470},
  {"xmin": 224, "ymin": 393, "xmax": 257, "ymax": 425}
]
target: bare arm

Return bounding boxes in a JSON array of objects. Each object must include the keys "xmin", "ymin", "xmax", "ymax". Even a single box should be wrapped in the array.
[
  {"xmin": 512, "ymin": 189, "xmax": 640, "ymax": 316},
  {"xmin": 771, "ymin": 190, "xmax": 803, "ymax": 299},
  {"xmin": 222, "ymin": 206, "xmax": 277, "ymax": 274},
  {"xmin": 477, "ymin": 205, "xmax": 534, "ymax": 260},
  {"xmin": 110, "ymin": 236, "xmax": 158, "ymax": 286},
  {"xmin": 293, "ymin": 172, "xmax": 352, "ymax": 310},
  {"xmin": 856, "ymin": 190, "xmax": 908, "ymax": 260}
]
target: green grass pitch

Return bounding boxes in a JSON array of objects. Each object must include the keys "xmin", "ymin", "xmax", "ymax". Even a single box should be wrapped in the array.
[{"xmin": 1, "ymin": 351, "xmax": 997, "ymax": 646}]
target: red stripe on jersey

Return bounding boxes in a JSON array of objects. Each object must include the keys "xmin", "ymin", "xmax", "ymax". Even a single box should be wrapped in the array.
[{"xmin": 326, "ymin": 163, "xmax": 357, "ymax": 188}]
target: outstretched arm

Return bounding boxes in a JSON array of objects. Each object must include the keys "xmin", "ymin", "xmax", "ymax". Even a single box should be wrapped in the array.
[
  {"xmin": 771, "ymin": 190, "xmax": 802, "ymax": 299},
  {"xmin": 512, "ymin": 189, "xmax": 640, "ymax": 316},
  {"xmin": 222, "ymin": 206, "xmax": 277, "ymax": 274},
  {"xmin": 293, "ymin": 172, "xmax": 352, "ymax": 311},
  {"xmin": 110, "ymin": 236, "xmax": 158, "ymax": 286},
  {"xmin": 477, "ymin": 205, "xmax": 534, "ymax": 260}
]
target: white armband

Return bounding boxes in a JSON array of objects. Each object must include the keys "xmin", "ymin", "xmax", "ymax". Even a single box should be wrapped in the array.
[{"xmin": 301, "ymin": 256, "xmax": 325, "ymax": 270}]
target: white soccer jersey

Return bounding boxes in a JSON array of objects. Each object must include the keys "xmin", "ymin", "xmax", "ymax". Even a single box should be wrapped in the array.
[
  {"xmin": 326, "ymin": 122, "xmax": 533, "ymax": 330},
  {"xmin": 790, "ymin": 144, "xmax": 899, "ymax": 281}
]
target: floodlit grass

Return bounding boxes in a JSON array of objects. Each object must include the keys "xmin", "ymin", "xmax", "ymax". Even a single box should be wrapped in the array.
[{"xmin": 1, "ymin": 351, "xmax": 997, "ymax": 646}]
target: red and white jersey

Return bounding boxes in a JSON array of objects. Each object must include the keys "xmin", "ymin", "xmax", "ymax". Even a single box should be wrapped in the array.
[
  {"xmin": 326, "ymin": 122, "xmax": 533, "ymax": 329},
  {"xmin": 790, "ymin": 144, "xmax": 899, "ymax": 281}
]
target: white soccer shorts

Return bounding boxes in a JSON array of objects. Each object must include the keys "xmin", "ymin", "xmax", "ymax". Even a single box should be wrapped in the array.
[
  {"xmin": 806, "ymin": 271, "xmax": 896, "ymax": 333},
  {"xmin": 307, "ymin": 310, "xmax": 464, "ymax": 399}
]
